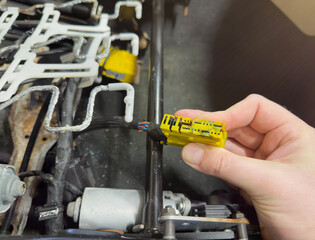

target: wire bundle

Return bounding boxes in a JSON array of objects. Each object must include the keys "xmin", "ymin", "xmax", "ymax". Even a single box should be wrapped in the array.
[
  {"xmin": 137, "ymin": 121, "xmax": 150, "ymax": 131},
  {"xmin": 73, "ymin": 118, "xmax": 167, "ymax": 144}
]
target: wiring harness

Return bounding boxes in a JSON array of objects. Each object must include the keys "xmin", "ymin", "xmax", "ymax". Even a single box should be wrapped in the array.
[{"xmin": 74, "ymin": 117, "xmax": 167, "ymax": 144}]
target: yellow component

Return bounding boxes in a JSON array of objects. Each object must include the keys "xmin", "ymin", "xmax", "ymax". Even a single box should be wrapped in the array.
[
  {"xmin": 99, "ymin": 47, "xmax": 137, "ymax": 84},
  {"xmin": 160, "ymin": 114, "xmax": 227, "ymax": 148}
]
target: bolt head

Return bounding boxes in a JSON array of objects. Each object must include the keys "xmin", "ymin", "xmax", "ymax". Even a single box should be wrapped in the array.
[
  {"xmin": 235, "ymin": 212, "xmax": 245, "ymax": 219},
  {"xmin": 162, "ymin": 206, "xmax": 176, "ymax": 215}
]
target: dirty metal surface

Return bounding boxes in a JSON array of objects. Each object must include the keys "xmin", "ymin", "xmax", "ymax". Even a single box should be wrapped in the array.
[{"xmin": 0, "ymin": 85, "xmax": 58, "ymax": 235}]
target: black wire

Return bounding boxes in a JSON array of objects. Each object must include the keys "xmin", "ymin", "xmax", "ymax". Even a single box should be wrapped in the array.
[
  {"xmin": 18, "ymin": 170, "xmax": 44, "ymax": 180},
  {"xmin": 19, "ymin": 93, "xmax": 52, "ymax": 173},
  {"xmin": 0, "ymin": 93, "xmax": 52, "ymax": 234},
  {"xmin": 146, "ymin": 123, "xmax": 167, "ymax": 143},
  {"xmin": 0, "ymin": 201, "xmax": 17, "ymax": 235},
  {"xmin": 73, "ymin": 117, "xmax": 138, "ymax": 139},
  {"xmin": 73, "ymin": 118, "xmax": 167, "ymax": 143}
]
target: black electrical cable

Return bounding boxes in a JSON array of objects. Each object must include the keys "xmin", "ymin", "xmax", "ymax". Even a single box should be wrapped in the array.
[
  {"xmin": 46, "ymin": 78, "xmax": 79, "ymax": 234},
  {"xmin": 146, "ymin": 123, "xmax": 167, "ymax": 143},
  {"xmin": 19, "ymin": 93, "xmax": 52, "ymax": 173},
  {"xmin": 0, "ymin": 201, "xmax": 17, "ymax": 235},
  {"xmin": 73, "ymin": 117, "xmax": 137, "ymax": 138},
  {"xmin": 0, "ymin": 93, "xmax": 52, "ymax": 235},
  {"xmin": 72, "ymin": 118, "xmax": 167, "ymax": 143},
  {"xmin": 36, "ymin": 46, "xmax": 73, "ymax": 56},
  {"xmin": 18, "ymin": 170, "xmax": 44, "ymax": 180},
  {"xmin": 18, "ymin": 171, "xmax": 82, "ymax": 195}
]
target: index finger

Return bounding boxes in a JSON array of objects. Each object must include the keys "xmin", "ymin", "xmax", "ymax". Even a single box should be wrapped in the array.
[{"xmin": 175, "ymin": 94, "xmax": 302, "ymax": 134}]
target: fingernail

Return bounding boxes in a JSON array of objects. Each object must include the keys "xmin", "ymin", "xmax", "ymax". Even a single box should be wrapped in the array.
[{"xmin": 182, "ymin": 144, "xmax": 205, "ymax": 165}]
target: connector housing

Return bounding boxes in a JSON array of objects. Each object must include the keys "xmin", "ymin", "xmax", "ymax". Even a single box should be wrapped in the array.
[
  {"xmin": 99, "ymin": 47, "xmax": 137, "ymax": 84},
  {"xmin": 160, "ymin": 114, "xmax": 227, "ymax": 148}
]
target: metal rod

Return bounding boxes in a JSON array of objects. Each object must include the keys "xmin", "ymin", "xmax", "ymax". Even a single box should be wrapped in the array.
[{"xmin": 145, "ymin": 0, "xmax": 164, "ymax": 233}]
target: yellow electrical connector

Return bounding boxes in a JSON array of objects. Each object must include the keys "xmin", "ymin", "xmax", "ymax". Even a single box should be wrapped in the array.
[
  {"xmin": 99, "ymin": 47, "xmax": 137, "ymax": 84},
  {"xmin": 160, "ymin": 114, "xmax": 227, "ymax": 148}
]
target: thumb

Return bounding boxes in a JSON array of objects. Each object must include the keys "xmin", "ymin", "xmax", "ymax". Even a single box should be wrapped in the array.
[{"xmin": 182, "ymin": 143, "xmax": 273, "ymax": 193}]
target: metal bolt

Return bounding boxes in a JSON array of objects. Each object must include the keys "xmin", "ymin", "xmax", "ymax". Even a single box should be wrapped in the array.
[
  {"xmin": 163, "ymin": 220, "xmax": 176, "ymax": 240},
  {"xmin": 177, "ymin": 201, "xmax": 184, "ymax": 214},
  {"xmin": 236, "ymin": 212, "xmax": 248, "ymax": 240},
  {"xmin": 132, "ymin": 224, "xmax": 145, "ymax": 233},
  {"xmin": 162, "ymin": 206, "xmax": 176, "ymax": 240},
  {"xmin": 235, "ymin": 212, "xmax": 245, "ymax": 219},
  {"xmin": 162, "ymin": 205, "xmax": 176, "ymax": 215}
]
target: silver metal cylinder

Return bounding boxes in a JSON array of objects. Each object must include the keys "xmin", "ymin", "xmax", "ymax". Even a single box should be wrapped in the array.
[
  {"xmin": 78, "ymin": 188, "xmax": 145, "ymax": 231},
  {"xmin": 67, "ymin": 188, "xmax": 191, "ymax": 232},
  {"xmin": 162, "ymin": 206, "xmax": 177, "ymax": 240},
  {"xmin": 236, "ymin": 212, "xmax": 249, "ymax": 240},
  {"xmin": 163, "ymin": 220, "xmax": 176, "ymax": 240}
]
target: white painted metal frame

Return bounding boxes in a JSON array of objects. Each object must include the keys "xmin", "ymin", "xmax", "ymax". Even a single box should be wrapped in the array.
[
  {"xmin": 0, "ymin": 1, "xmax": 142, "ymax": 103},
  {"xmin": 0, "ymin": 7, "xmax": 19, "ymax": 43},
  {"xmin": 0, "ymin": 83, "xmax": 135, "ymax": 131},
  {"xmin": 0, "ymin": 4, "xmax": 111, "ymax": 102}
]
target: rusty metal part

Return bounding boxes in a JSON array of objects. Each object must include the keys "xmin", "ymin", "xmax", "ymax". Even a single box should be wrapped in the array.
[
  {"xmin": 19, "ymin": 4, "xmax": 45, "ymax": 15},
  {"xmin": 0, "ymin": 84, "xmax": 58, "ymax": 235}
]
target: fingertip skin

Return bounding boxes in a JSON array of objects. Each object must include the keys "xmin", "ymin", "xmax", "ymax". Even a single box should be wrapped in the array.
[
  {"xmin": 175, "ymin": 109, "xmax": 205, "ymax": 119},
  {"xmin": 182, "ymin": 143, "xmax": 205, "ymax": 166},
  {"xmin": 181, "ymin": 143, "xmax": 273, "ymax": 193}
]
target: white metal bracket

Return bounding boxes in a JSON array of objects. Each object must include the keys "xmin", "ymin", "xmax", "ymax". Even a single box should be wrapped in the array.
[
  {"xmin": 0, "ymin": 4, "xmax": 111, "ymax": 102},
  {"xmin": 108, "ymin": 1, "xmax": 142, "ymax": 20},
  {"xmin": 0, "ymin": 83, "xmax": 135, "ymax": 131},
  {"xmin": 0, "ymin": 2, "xmax": 141, "ymax": 103},
  {"xmin": 0, "ymin": 7, "xmax": 19, "ymax": 43}
]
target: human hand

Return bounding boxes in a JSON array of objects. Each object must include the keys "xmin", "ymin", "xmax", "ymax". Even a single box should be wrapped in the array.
[{"xmin": 176, "ymin": 94, "xmax": 315, "ymax": 240}]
